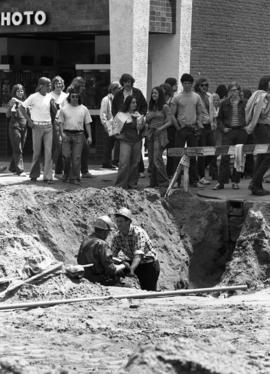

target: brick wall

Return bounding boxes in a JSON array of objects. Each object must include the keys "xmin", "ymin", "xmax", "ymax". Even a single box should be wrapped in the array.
[
  {"xmin": 190, "ymin": 0, "xmax": 270, "ymax": 92},
  {"xmin": 150, "ymin": 0, "xmax": 176, "ymax": 33}
]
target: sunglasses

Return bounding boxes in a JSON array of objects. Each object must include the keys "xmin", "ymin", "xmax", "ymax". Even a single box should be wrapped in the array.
[
  {"xmin": 70, "ymin": 94, "xmax": 79, "ymax": 98},
  {"xmin": 200, "ymin": 83, "xmax": 209, "ymax": 87}
]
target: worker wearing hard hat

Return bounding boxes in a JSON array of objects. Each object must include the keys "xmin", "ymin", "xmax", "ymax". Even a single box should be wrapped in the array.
[
  {"xmin": 111, "ymin": 207, "xmax": 160, "ymax": 291},
  {"xmin": 77, "ymin": 215, "xmax": 129, "ymax": 285}
]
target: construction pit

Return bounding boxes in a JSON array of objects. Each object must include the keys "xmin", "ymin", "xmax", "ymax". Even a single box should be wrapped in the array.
[{"xmin": 0, "ymin": 179, "xmax": 270, "ymax": 374}]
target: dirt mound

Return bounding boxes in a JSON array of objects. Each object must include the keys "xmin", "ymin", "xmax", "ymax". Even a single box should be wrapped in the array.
[
  {"xmin": 120, "ymin": 338, "xmax": 247, "ymax": 374},
  {"xmin": 221, "ymin": 203, "xmax": 270, "ymax": 288},
  {"xmin": 0, "ymin": 185, "xmax": 191, "ymax": 296}
]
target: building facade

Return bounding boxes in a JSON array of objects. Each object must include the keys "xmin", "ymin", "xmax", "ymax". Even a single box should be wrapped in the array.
[{"xmin": 0, "ymin": 0, "xmax": 269, "ymax": 159}]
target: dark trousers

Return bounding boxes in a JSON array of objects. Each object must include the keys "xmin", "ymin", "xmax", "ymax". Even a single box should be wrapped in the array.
[
  {"xmin": 218, "ymin": 128, "xmax": 247, "ymax": 184},
  {"xmin": 80, "ymin": 136, "xmax": 90, "ymax": 174},
  {"xmin": 134, "ymin": 260, "xmax": 160, "ymax": 291},
  {"xmin": 102, "ymin": 130, "xmax": 117, "ymax": 167},
  {"xmin": 52, "ymin": 125, "xmax": 63, "ymax": 174},
  {"xmin": 252, "ymin": 124, "xmax": 270, "ymax": 188},
  {"xmin": 244, "ymin": 134, "xmax": 254, "ymax": 177},
  {"xmin": 175, "ymin": 127, "xmax": 199, "ymax": 184},
  {"xmin": 197, "ymin": 124, "xmax": 217, "ymax": 179},
  {"xmin": 9, "ymin": 125, "xmax": 27, "ymax": 175},
  {"xmin": 166, "ymin": 126, "xmax": 176, "ymax": 177},
  {"xmin": 139, "ymin": 154, "xmax": 145, "ymax": 173}
]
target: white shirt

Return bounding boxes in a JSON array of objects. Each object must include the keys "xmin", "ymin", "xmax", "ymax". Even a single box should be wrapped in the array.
[
  {"xmin": 48, "ymin": 91, "xmax": 68, "ymax": 106},
  {"xmin": 58, "ymin": 103, "xmax": 92, "ymax": 131},
  {"xmin": 22, "ymin": 92, "xmax": 52, "ymax": 122}
]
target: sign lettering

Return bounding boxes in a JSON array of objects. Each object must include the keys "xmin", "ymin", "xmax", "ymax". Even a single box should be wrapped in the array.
[{"xmin": 0, "ymin": 10, "xmax": 47, "ymax": 26}]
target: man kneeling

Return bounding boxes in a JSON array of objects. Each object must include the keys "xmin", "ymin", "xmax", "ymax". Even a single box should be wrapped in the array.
[{"xmin": 77, "ymin": 215, "xmax": 129, "ymax": 285}]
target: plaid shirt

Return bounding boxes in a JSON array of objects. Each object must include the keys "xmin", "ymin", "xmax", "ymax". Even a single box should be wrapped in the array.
[{"xmin": 111, "ymin": 225, "xmax": 157, "ymax": 264}]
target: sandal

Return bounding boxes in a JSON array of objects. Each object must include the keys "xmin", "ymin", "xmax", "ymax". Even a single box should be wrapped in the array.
[{"xmin": 232, "ymin": 183, "xmax": 239, "ymax": 190}]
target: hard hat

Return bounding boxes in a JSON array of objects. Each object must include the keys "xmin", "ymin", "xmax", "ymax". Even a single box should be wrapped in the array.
[
  {"xmin": 115, "ymin": 207, "xmax": 132, "ymax": 221},
  {"xmin": 94, "ymin": 215, "xmax": 114, "ymax": 231}
]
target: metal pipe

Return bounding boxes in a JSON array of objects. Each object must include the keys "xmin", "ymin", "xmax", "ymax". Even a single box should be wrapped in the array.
[{"xmin": 0, "ymin": 285, "xmax": 247, "ymax": 311}]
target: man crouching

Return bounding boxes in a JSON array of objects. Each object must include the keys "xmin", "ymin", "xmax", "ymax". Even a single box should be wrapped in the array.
[{"xmin": 77, "ymin": 215, "xmax": 129, "ymax": 285}]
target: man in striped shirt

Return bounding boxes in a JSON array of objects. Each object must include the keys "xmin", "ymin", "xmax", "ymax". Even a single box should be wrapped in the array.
[
  {"xmin": 213, "ymin": 82, "xmax": 248, "ymax": 190},
  {"xmin": 111, "ymin": 207, "xmax": 160, "ymax": 291}
]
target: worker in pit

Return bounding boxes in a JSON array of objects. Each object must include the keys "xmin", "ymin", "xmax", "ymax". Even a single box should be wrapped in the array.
[
  {"xmin": 111, "ymin": 207, "xmax": 160, "ymax": 291},
  {"xmin": 77, "ymin": 215, "xmax": 130, "ymax": 285}
]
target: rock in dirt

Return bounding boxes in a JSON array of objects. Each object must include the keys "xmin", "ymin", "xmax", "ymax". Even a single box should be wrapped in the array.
[
  {"xmin": 120, "ymin": 338, "xmax": 246, "ymax": 374},
  {"xmin": 221, "ymin": 203, "xmax": 270, "ymax": 288}
]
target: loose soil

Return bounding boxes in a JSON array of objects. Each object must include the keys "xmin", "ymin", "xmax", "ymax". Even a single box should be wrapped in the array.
[{"xmin": 0, "ymin": 181, "xmax": 270, "ymax": 373}]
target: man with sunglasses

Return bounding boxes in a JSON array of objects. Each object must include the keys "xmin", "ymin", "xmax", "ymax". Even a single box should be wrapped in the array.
[
  {"xmin": 194, "ymin": 77, "xmax": 218, "ymax": 185},
  {"xmin": 58, "ymin": 88, "xmax": 92, "ymax": 184}
]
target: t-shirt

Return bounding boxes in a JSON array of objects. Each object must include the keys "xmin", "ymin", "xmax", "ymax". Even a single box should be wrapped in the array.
[
  {"xmin": 22, "ymin": 92, "xmax": 52, "ymax": 122},
  {"xmin": 58, "ymin": 103, "xmax": 92, "ymax": 131},
  {"xmin": 48, "ymin": 91, "xmax": 68, "ymax": 106},
  {"xmin": 172, "ymin": 91, "xmax": 202, "ymax": 127}
]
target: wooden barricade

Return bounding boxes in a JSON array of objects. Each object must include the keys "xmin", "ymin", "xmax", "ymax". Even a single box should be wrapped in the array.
[{"xmin": 165, "ymin": 144, "xmax": 270, "ymax": 198}]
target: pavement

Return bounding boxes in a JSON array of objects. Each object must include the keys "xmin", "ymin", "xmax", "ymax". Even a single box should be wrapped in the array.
[{"xmin": 1, "ymin": 158, "xmax": 270, "ymax": 203}]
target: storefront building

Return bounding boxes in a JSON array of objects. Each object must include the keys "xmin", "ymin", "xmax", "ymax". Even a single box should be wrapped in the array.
[{"xmin": 0, "ymin": 0, "xmax": 269, "ymax": 160}]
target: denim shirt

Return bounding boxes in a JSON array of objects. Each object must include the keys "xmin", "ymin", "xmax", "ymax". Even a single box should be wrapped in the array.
[{"xmin": 218, "ymin": 98, "xmax": 247, "ymax": 130}]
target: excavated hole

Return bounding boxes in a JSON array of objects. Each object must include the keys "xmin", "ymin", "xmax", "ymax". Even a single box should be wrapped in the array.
[{"xmin": 170, "ymin": 197, "xmax": 250, "ymax": 289}]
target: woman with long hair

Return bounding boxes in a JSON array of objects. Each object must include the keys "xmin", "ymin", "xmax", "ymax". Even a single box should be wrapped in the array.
[
  {"xmin": 245, "ymin": 75, "xmax": 270, "ymax": 195},
  {"xmin": 6, "ymin": 84, "xmax": 27, "ymax": 176},
  {"xmin": 146, "ymin": 86, "xmax": 172, "ymax": 188},
  {"xmin": 114, "ymin": 95, "xmax": 145, "ymax": 189},
  {"xmin": 49, "ymin": 75, "xmax": 68, "ymax": 177}
]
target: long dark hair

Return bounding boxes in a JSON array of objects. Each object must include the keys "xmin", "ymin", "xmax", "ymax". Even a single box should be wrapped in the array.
[
  {"xmin": 67, "ymin": 88, "xmax": 82, "ymax": 105},
  {"xmin": 194, "ymin": 77, "xmax": 208, "ymax": 93},
  {"xmin": 149, "ymin": 86, "xmax": 166, "ymax": 111},
  {"xmin": 258, "ymin": 75, "xmax": 270, "ymax": 91},
  {"xmin": 10, "ymin": 84, "xmax": 26, "ymax": 100},
  {"xmin": 122, "ymin": 95, "xmax": 136, "ymax": 112}
]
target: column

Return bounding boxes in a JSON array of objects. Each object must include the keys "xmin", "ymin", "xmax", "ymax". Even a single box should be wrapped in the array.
[
  {"xmin": 148, "ymin": 0, "xmax": 193, "ymax": 91},
  {"xmin": 109, "ymin": 0, "xmax": 150, "ymax": 97}
]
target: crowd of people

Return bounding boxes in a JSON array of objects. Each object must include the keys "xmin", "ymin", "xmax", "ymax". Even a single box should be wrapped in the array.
[{"xmin": 4, "ymin": 72, "xmax": 270, "ymax": 195}]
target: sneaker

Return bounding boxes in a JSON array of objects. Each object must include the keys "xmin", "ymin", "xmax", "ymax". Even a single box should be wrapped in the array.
[
  {"xmin": 102, "ymin": 164, "xmax": 117, "ymax": 170},
  {"xmin": 54, "ymin": 173, "xmax": 63, "ymax": 179},
  {"xmin": 213, "ymin": 183, "xmax": 224, "ymax": 190},
  {"xmin": 140, "ymin": 172, "xmax": 145, "ymax": 178},
  {"xmin": 81, "ymin": 172, "xmax": 94, "ymax": 178},
  {"xmin": 70, "ymin": 180, "xmax": 80, "ymax": 185},
  {"xmin": 251, "ymin": 187, "xmax": 270, "ymax": 196},
  {"xmin": 43, "ymin": 179, "xmax": 54, "ymax": 185},
  {"xmin": 20, "ymin": 172, "xmax": 27, "ymax": 177},
  {"xmin": 199, "ymin": 177, "xmax": 211, "ymax": 185},
  {"xmin": 232, "ymin": 183, "xmax": 239, "ymax": 190}
]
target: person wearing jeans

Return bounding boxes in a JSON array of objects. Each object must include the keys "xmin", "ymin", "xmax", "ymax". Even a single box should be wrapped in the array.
[
  {"xmin": 58, "ymin": 88, "xmax": 92, "ymax": 184},
  {"xmin": 20, "ymin": 77, "xmax": 54, "ymax": 184},
  {"xmin": 146, "ymin": 86, "xmax": 172, "ymax": 188},
  {"xmin": 111, "ymin": 207, "xmax": 160, "ymax": 291},
  {"xmin": 171, "ymin": 73, "xmax": 203, "ymax": 187},
  {"xmin": 99, "ymin": 81, "xmax": 121, "ymax": 169},
  {"xmin": 213, "ymin": 82, "xmax": 247, "ymax": 190},
  {"xmin": 245, "ymin": 75, "xmax": 270, "ymax": 195},
  {"xmin": 6, "ymin": 84, "xmax": 27, "ymax": 176},
  {"xmin": 114, "ymin": 96, "xmax": 145, "ymax": 189}
]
